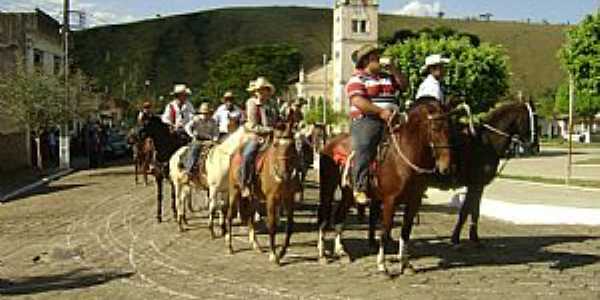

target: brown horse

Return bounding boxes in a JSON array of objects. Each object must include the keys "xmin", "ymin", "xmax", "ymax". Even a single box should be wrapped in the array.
[
  {"xmin": 226, "ymin": 121, "xmax": 301, "ymax": 265},
  {"xmin": 442, "ymin": 101, "xmax": 538, "ymax": 245},
  {"xmin": 317, "ymin": 100, "xmax": 452, "ymax": 274},
  {"xmin": 131, "ymin": 136, "xmax": 155, "ymax": 186}
]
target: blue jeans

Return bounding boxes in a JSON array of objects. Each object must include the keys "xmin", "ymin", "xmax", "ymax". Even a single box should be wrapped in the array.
[
  {"xmin": 185, "ymin": 142, "xmax": 202, "ymax": 174},
  {"xmin": 351, "ymin": 116, "xmax": 384, "ymax": 192},
  {"xmin": 240, "ymin": 140, "xmax": 260, "ymax": 186}
]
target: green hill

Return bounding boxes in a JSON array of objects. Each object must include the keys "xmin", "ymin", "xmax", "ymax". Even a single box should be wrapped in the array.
[{"xmin": 73, "ymin": 6, "xmax": 569, "ymax": 100}]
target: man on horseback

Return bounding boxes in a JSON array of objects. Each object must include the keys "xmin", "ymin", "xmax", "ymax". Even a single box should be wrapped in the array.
[
  {"xmin": 183, "ymin": 102, "xmax": 219, "ymax": 180},
  {"xmin": 213, "ymin": 91, "xmax": 244, "ymax": 140},
  {"xmin": 136, "ymin": 101, "xmax": 154, "ymax": 140},
  {"xmin": 346, "ymin": 44, "xmax": 408, "ymax": 204},
  {"xmin": 416, "ymin": 54, "xmax": 450, "ymax": 104},
  {"xmin": 239, "ymin": 77, "xmax": 276, "ymax": 197},
  {"xmin": 161, "ymin": 84, "xmax": 195, "ymax": 140}
]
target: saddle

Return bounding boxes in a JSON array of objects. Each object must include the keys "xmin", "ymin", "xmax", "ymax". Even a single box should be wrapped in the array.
[
  {"xmin": 180, "ymin": 142, "xmax": 216, "ymax": 182},
  {"xmin": 337, "ymin": 136, "xmax": 391, "ymax": 189}
]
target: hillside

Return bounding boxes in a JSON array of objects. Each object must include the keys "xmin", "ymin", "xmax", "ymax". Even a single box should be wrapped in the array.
[{"xmin": 73, "ymin": 6, "xmax": 568, "ymax": 100}]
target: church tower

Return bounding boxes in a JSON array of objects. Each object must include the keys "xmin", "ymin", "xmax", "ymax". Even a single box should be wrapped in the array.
[{"xmin": 332, "ymin": 0, "xmax": 379, "ymax": 112}]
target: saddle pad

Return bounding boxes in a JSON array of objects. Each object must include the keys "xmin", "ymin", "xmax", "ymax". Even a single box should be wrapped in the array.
[{"xmin": 333, "ymin": 145, "xmax": 377, "ymax": 171}]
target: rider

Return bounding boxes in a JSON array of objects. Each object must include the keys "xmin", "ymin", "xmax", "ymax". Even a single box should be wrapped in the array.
[
  {"xmin": 136, "ymin": 101, "xmax": 153, "ymax": 140},
  {"xmin": 415, "ymin": 54, "xmax": 450, "ymax": 105},
  {"xmin": 213, "ymin": 91, "xmax": 244, "ymax": 140},
  {"xmin": 161, "ymin": 84, "xmax": 195, "ymax": 137},
  {"xmin": 239, "ymin": 77, "xmax": 276, "ymax": 197},
  {"xmin": 346, "ymin": 44, "xmax": 409, "ymax": 204},
  {"xmin": 183, "ymin": 102, "xmax": 219, "ymax": 180}
]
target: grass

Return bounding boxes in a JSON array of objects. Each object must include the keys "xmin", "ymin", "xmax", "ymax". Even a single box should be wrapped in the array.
[
  {"xmin": 73, "ymin": 6, "xmax": 569, "ymax": 100},
  {"xmin": 499, "ymin": 174, "xmax": 600, "ymax": 189}
]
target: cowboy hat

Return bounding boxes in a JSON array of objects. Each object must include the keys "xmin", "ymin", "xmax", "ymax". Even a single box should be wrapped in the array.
[
  {"xmin": 142, "ymin": 101, "xmax": 152, "ymax": 109},
  {"xmin": 351, "ymin": 44, "xmax": 380, "ymax": 66},
  {"xmin": 170, "ymin": 84, "xmax": 192, "ymax": 95},
  {"xmin": 420, "ymin": 54, "xmax": 451, "ymax": 74},
  {"xmin": 247, "ymin": 76, "xmax": 275, "ymax": 93},
  {"xmin": 223, "ymin": 91, "xmax": 234, "ymax": 99},
  {"xmin": 198, "ymin": 102, "xmax": 211, "ymax": 114}
]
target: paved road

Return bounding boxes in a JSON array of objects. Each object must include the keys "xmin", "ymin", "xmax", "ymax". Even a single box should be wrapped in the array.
[
  {"xmin": 1, "ymin": 165, "xmax": 600, "ymax": 299},
  {"xmin": 501, "ymin": 147, "xmax": 600, "ymax": 181}
]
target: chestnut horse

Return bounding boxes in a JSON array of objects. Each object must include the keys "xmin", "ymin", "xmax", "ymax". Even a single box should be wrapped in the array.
[
  {"xmin": 226, "ymin": 120, "xmax": 301, "ymax": 265},
  {"xmin": 442, "ymin": 101, "xmax": 538, "ymax": 245},
  {"xmin": 317, "ymin": 100, "xmax": 452, "ymax": 274},
  {"xmin": 140, "ymin": 115, "xmax": 189, "ymax": 222},
  {"xmin": 129, "ymin": 135, "xmax": 155, "ymax": 186}
]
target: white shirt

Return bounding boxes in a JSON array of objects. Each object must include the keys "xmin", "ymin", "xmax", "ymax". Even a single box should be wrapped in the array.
[
  {"xmin": 161, "ymin": 100, "xmax": 195, "ymax": 128},
  {"xmin": 212, "ymin": 104, "xmax": 244, "ymax": 134},
  {"xmin": 416, "ymin": 74, "xmax": 445, "ymax": 104}
]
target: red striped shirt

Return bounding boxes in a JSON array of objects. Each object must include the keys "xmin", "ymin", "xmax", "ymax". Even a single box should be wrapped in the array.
[{"xmin": 345, "ymin": 70, "xmax": 399, "ymax": 118}]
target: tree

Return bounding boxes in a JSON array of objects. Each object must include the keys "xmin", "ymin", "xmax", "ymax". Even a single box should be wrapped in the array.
[
  {"xmin": 382, "ymin": 26, "xmax": 480, "ymax": 47},
  {"xmin": 555, "ymin": 83, "xmax": 600, "ymax": 124},
  {"xmin": 303, "ymin": 97, "xmax": 346, "ymax": 125},
  {"xmin": 384, "ymin": 35, "xmax": 510, "ymax": 113},
  {"xmin": 202, "ymin": 44, "xmax": 302, "ymax": 106},
  {"xmin": 0, "ymin": 60, "xmax": 98, "ymax": 169},
  {"xmin": 559, "ymin": 12, "xmax": 600, "ymax": 126}
]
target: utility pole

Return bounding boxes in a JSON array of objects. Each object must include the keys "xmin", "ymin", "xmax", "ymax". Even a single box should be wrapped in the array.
[
  {"xmin": 322, "ymin": 54, "xmax": 328, "ymax": 125},
  {"xmin": 59, "ymin": 0, "xmax": 71, "ymax": 169},
  {"xmin": 566, "ymin": 74, "xmax": 575, "ymax": 185}
]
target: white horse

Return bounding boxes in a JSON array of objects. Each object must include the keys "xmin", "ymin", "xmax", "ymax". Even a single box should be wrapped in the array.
[{"xmin": 170, "ymin": 127, "xmax": 249, "ymax": 234}]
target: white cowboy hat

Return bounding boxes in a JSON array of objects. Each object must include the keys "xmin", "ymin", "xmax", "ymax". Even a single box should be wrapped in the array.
[
  {"xmin": 170, "ymin": 84, "xmax": 192, "ymax": 95},
  {"xmin": 198, "ymin": 102, "xmax": 211, "ymax": 114},
  {"xmin": 223, "ymin": 91, "xmax": 234, "ymax": 99},
  {"xmin": 247, "ymin": 76, "xmax": 275, "ymax": 93},
  {"xmin": 421, "ymin": 54, "xmax": 451, "ymax": 74}
]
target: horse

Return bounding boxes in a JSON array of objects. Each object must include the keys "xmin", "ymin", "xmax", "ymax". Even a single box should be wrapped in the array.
[
  {"xmin": 442, "ymin": 101, "xmax": 538, "ymax": 245},
  {"xmin": 226, "ymin": 119, "xmax": 301, "ymax": 265},
  {"xmin": 317, "ymin": 99, "xmax": 452, "ymax": 274},
  {"xmin": 169, "ymin": 126, "xmax": 249, "ymax": 234},
  {"xmin": 128, "ymin": 133, "xmax": 155, "ymax": 186},
  {"xmin": 140, "ymin": 116, "xmax": 189, "ymax": 223}
]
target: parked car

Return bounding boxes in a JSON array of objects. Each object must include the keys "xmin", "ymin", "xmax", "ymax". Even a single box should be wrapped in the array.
[{"xmin": 104, "ymin": 132, "xmax": 130, "ymax": 158}]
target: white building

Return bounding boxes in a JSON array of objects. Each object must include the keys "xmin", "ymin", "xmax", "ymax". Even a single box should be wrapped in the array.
[{"xmin": 294, "ymin": 0, "xmax": 379, "ymax": 113}]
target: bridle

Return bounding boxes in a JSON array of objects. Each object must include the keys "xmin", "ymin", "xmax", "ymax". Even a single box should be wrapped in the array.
[
  {"xmin": 386, "ymin": 104, "xmax": 451, "ymax": 175},
  {"xmin": 270, "ymin": 136, "xmax": 297, "ymax": 183}
]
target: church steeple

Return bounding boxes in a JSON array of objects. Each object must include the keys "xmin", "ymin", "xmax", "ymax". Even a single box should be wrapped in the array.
[{"xmin": 332, "ymin": 0, "xmax": 379, "ymax": 112}]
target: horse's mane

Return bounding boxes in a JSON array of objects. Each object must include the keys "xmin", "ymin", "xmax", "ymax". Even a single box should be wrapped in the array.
[
  {"xmin": 484, "ymin": 102, "xmax": 524, "ymax": 125},
  {"xmin": 215, "ymin": 127, "xmax": 248, "ymax": 156}
]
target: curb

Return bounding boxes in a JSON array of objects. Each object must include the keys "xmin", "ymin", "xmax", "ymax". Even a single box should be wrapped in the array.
[
  {"xmin": 497, "ymin": 178, "xmax": 600, "ymax": 193},
  {"xmin": 0, "ymin": 168, "xmax": 74, "ymax": 203}
]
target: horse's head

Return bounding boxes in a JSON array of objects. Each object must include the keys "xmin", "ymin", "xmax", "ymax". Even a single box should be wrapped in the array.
[
  {"xmin": 141, "ymin": 115, "xmax": 169, "ymax": 140},
  {"xmin": 485, "ymin": 101, "xmax": 539, "ymax": 155},
  {"xmin": 269, "ymin": 121, "xmax": 298, "ymax": 183},
  {"xmin": 406, "ymin": 99, "xmax": 452, "ymax": 175}
]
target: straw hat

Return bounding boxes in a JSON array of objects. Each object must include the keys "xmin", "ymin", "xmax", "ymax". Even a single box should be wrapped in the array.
[
  {"xmin": 198, "ymin": 102, "xmax": 211, "ymax": 114},
  {"xmin": 247, "ymin": 76, "xmax": 275, "ymax": 93},
  {"xmin": 351, "ymin": 44, "xmax": 380, "ymax": 66},
  {"xmin": 223, "ymin": 91, "xmax": 234, "ymax": 99},
  {"xmin": 420, "ymin": 54, "xmax": 451, "ymax": 74},
  {"xmin": 170, "ymin": 84, "xmax": 192, "ymax": 95}
]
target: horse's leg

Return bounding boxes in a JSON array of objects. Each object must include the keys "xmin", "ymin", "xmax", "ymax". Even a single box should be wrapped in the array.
[
  {"xmin": 368, "ymin": 198, "xmax": 381, "ymax": 249},
  {"xmin": 134, "ymin": 159, "xmax": 139, "ymax": 185},
  {"xmin": 247, "ymin": 198, "xmax": 262, "ymax": 253},
  {"xmin": 332, "ymin": 187, "xmax": 353, "ymax": 262},
  {"xmin": 175, "ymin": 182, "xmax": 185, "ymax": 232},
  {"xmin": 377, "ymin": 198, "xmax": 394, "ymax": 274},
  {"xmin": 317, "ymin": 155, "xmax": 337, "ymax": 263},
  {"xmin": 279, "ymin": 196, "xmax": 294, "ymax": 260},
  {"xmin": 170, "ymin": 181, "xmax": 177, "ymax": 220},
  {"xmin": 143, "ymin": 161, "xmax": 149, "ymax": 186},
  {"xmin": 225, "ymin": 190, "xmax": 237, "ymax": 254},
  {"xmin": 208, "ymin": 187, "xmax": 217, "ymax": 239},
  {"xmin": 398, "ymin": 199, "xmax": 419, "ymax": 275},
  {"xmin": 451, "ymin": 187, "xmax": 474, "ymax": 245},
  {"xmin": 156, "ymin": 175, "xmax": 163, "ymax": 223},
  {"xmin": 468, "ymin": 186, "xmax": 484, "ymax": 244},
  {"xmin": 267, "ymin": 197, "xmax": 280, "ymax": 265}
]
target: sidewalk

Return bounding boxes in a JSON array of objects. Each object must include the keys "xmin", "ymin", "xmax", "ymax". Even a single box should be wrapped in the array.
[
  {"xmin": 0, "ymin": 157, "xmax": 89, "ymax": 202},
  {"xmin": 426, "ymin": 178, "xmax": 600, "ymax": 226}
]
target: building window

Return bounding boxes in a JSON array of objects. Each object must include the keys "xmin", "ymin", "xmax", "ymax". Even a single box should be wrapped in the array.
[
  {"xmin": 351, "ymin": 19, "xmax": 368, "ymax": 33},
  {"xmin": 335, "ymin": 51, "xmax": 340, "ymax": 59},
  {"xmin": 33, "ymin": 49, "xmax": 43, "ymax": 68}
]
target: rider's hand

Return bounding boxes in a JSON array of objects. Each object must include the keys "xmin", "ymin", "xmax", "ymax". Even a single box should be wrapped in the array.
[{"xmin": 379, "ymin": 109, "xmax": 393, "ymax": 123}]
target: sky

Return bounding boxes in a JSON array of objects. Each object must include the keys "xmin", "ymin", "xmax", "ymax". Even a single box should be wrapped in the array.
[{"xmin": 0, "ymin": 0, "xmax": 597, "ymax": 28}]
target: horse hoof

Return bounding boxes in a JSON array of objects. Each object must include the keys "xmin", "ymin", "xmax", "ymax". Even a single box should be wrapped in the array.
[
  {"xmin": 377, "ymin": 264, "xmax": 388, "ymax": 274},
  {"xmin": 228, "ymin": 247, "xmax": 234, "ymax": 255},
  {"xmin": 269, "ymin": 253, "xmax": 280, "ymax": 265},
  {"xmin": 157, "ymin": 216, "xmax": 162, "ymax": 223},
  {"xmin": 400, "ymin": 263, "xmax": 416, "ymax": 275}
]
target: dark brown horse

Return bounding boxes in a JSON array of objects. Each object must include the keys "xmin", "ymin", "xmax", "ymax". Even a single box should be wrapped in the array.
[
  {"xmin": 139, "ymin": 115, "xmax": 189, "ymax": 223},
  {"xmin": 226, "ymin": 120, "xmax": 301, "ymax": 265},
  {"xmin": 442, "ymin": 101, "xmax": 538, "ymax": 245},
  {"xmin": 129, "ymin": 135, "xmax": 155, "ymax": 186},
  {"xmin": 317, "ymin": 100, "xmax": 452, "ymax": 274}
]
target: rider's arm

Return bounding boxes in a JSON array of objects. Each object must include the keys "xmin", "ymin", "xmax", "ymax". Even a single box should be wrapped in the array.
[
  {"xmin": 184, "ymin": 118, "xmax": 195, "ymax": 138},
  {"xmin": 245, "ymin": 100, "xmax": 271, "ymax": 134},
  {"xmin": 160, "ymin": 105, "xmax": 173, "ymax": 125},
  {"xmin": 350, "ymin": 95, "xmax": 386, "ymax": 117}
]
